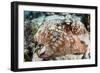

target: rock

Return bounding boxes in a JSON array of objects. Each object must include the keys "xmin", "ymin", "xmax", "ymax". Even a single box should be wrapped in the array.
[{"xmin": 32, "ymin": 53, "xmax": 42, "ymax": 61}]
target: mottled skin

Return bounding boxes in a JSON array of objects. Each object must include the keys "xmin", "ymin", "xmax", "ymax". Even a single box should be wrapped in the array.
[{"xmin": 34, "ymin": 22, "xmax": 88, "ymax": 60}]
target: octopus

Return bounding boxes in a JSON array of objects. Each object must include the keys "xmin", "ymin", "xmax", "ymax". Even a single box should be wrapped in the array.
[{"xmin": 34, "ymin": 19, "xmax": 90, "ymax": 60}]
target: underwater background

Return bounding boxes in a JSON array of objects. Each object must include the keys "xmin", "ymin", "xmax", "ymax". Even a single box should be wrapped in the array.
[{"xmin": 24, "ymin": 11, "xmax": 90, "ymax": 62}]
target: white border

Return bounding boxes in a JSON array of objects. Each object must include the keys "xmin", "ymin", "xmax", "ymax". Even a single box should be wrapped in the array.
[{"xmin": 18, "ymin": 5, "xmax": 96, "ymax": 68}]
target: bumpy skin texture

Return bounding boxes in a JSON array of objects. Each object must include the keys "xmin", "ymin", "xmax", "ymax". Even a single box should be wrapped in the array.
[{"xmin": 34, "ymin": 21, "xmax": 88, "ymax": 59}]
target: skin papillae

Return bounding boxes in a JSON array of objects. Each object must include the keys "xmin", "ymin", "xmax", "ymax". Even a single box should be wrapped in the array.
[{"xmin": 34, "ymin": 21, "xmax": 88, "ymax": 60}]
